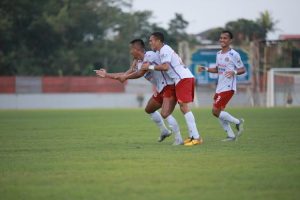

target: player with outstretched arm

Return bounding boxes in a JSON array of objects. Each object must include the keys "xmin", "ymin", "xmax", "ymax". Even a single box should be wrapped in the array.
[
  {"xmin": 200, "ymin": 30, "xmax": 245, "ymax": 141},
  {"xmin": 95, "ymin": 39, "xmax": 183, "ymax": 145}
]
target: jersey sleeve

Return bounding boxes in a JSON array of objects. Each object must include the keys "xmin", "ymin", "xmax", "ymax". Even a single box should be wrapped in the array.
[
  {"xmin": 143, "ymin": 52, "xmax": 152, "ymax": 63},
  {"xmin": 144, "ymin": 52, "xmax": 158, "ymax": 65},
  {"xmin": 159, "ymin": 46, "xmax": 172, "ymax": 64},
  {"xmin": 233, "ymin": 53, "xmax": 244, "ymax": 69}
]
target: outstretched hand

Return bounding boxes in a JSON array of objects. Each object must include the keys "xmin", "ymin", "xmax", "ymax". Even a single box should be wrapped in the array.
[
  {"xmin": 198, "ymin": 66, "xmax": 206, "ymax": 73},
  {"xmin": 94, "ymin": 69, "xmax": 107, "ymax": 78},
  {"xmin": 118, "ymin": 75, "xmax": 127, "ymax": 83}
]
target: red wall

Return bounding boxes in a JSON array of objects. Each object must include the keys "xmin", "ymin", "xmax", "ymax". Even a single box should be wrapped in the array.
[
  {"xmin": 42, "ymin": 77, "xmax": 125, "ymax": 93},
  {"xmin": 0, "ymin": 77, "xmax": 16, "ymax": 93},
  {"xmin": 0, "ymin": 76, "xmax": 125, "ymax": 93}
]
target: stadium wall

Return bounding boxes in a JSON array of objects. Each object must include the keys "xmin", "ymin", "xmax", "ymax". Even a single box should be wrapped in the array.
[{"xmin": 0, "ymin": 76, "xmax": 256, "ymax": 109}]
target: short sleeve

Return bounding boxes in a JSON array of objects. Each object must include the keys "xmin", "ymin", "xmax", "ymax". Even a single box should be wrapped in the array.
[
  {"xmin": 233, "ymin": 53, "xmax": 244, "ymax": 68},
  {"xmin": 160, "ymin": 46, "xmax": 172, "ymax": 64}
]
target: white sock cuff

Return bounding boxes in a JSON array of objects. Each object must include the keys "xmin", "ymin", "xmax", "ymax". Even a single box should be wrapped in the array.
[
  {"xmin": 219, "ymin": 111, "xmax": 239, "ymax": 124},
  {"xmin": 150, "ymin": 111, "xmax": 162, "ymax": 123},
  {"xmin": 166, "ymin": 115, "xmax": 175, "ymax": 122},
  {"xmin": 184, "ymin": 111, "xmax": 195, "ymax": 122}
]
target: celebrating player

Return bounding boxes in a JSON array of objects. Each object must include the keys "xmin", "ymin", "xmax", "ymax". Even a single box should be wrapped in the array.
[
  {"xmin": 141, "ymin": 32, "xmax": 203, "ymax": 146},
  {"xmin": 95, "ymin": 39, "xmax": 183, "ymax": 145},
  {"xmin": 200, "ymin": 30, "xmax": 245, "ymax": 141}
]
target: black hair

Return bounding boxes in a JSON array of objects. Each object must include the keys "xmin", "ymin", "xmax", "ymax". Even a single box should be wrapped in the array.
[
  {"xmin": 221, "ymin": 30, "xmax": 233, "ymax": 39},
  {"xmin": 130, "ymin": 39, "xmax": 145, "ymax": 49},
  {"xmin": 151, "ymin": 32, "xmax": 164, "ymax": 43}
]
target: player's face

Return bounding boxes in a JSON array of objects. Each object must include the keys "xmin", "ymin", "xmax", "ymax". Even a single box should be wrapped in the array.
[
  {"xmin": 219, "ymin": 33, "xmax": 232, "ymax": 48},
  {"xmin": 149, "ymin": 35, "xmax": 159, "ymax": 51},
  {"xmin": 129, "ymin": 45, "xmax": 139, "ymax": 59}
]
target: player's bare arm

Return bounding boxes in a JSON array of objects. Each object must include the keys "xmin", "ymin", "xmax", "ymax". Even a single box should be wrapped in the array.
[
  {"xmin": 95, "ymin": 69, "xmax": 123, "ymax": 79},
  {"xmin": 119, "ymin": 66, "xmax": 148, "ymax": 82},
  {"xmin": 123, "ymin": 59, "xmax": 138, "ymax": 75},
  {"xmin": 224, "ymin": 66, "xmax": 246, "ymax": 78},
  {"xmin": 95, "ymin": 59, "xmax": 137, "ymax": 80},
  {"xmin": 199, "ymin": 66, "xmax": 218, "ymax": 73},
  {"xmin": 141, "ymin": 62, "xmax": 169, "ymax": 71}
]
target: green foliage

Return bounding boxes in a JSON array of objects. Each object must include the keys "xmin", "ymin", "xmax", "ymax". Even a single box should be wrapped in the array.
[
  {"xmin": 0, "ymin": 1, "xmax": 194, "ymax": 75},
  {"xmin": 0, "ymin": 108, "xmax": 299, "ymax": 200},
  {"xmin": 225, "ymin": 18, "xmax": 265, "ymax": 45},
  {"xmin": 202, "ymin": 27, "xmax": 224, "ymax": 42},
  {"xmin": 203, "ymin": 10, "xmax": 277, "ymax": 45}
]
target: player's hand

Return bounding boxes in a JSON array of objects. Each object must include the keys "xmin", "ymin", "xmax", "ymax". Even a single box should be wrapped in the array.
[
  {"xmin": 95, "ymin": 69, "xmax": 107, "ymax": 78},
  {"xmin": 225, "ymin": 70, "xmax": 235, "ymax": 78},
  {"xmin": 118, "ymin": 75, "xmax": 127, "ymax": 83},
  {"xmin": 131, "ymin": 59, "xmax": 138, "ymax": 68},
  {"xmin": 198, "ymin": 66, "xmax": 206, "ymax": 73},
  {"xmin": 141, "ymin": 62, "xmax": 150, "ymax": 71}
]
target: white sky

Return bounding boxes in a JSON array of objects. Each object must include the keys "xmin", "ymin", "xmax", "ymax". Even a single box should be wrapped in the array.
[{"xmin": 132, "ymin": 0, "xmax": 300, "ymax": 39}]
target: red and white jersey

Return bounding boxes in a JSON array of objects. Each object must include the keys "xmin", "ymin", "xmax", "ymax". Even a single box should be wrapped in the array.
[
  {"xmin": 136, "ymin": 51, "xmax": 174, "ymax": 93},
  {"xmin": 159, "ymin": 44, "xmax": 194, "ymax": 85},
  {"xmin": 214, "ymin": 49, "xmax": 244, "ymax": 93}
]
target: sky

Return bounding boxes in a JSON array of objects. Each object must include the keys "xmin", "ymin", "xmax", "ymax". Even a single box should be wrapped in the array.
[{"xmin": 132, "ymin": 0, "xmax": 300, "ymax": 39}]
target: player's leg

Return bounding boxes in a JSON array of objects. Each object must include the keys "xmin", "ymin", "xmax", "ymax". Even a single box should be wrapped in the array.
[
  {"xmin": 212, "ymin": 90, "xmax": 244, "ymax": 139},
  {"xmin": 160, "ymin": 86, "xmax": 183, "ymax": 145},
  {"xmin": 145, "ymin": 96, "xmax": 171, "ymax": 139},
  {"xmin": 175, "ymin": 78, "xmax": 202, "ymax": 146},
  {"xmin": 218, "ymin": 118, "xmax": 236, "ymax": 141}
]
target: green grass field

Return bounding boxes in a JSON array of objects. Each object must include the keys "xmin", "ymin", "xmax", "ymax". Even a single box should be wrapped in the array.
[{"xmin": 0, "ymin": 108, "xmax": 299, "ymax": 200}]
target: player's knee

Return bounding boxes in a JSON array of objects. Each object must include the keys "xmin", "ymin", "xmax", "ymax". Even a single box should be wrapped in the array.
[
  {"xmin": 144, "ymin": 107, "xmax": 152, "ymax": 114},
  {"xmin": 160, "ymin": 111, "xmax": 169, "ymax": 119},
  {"xmin": 212, "ymin": 108, "xmax": 219, "ymax": 117},
  {"xmin": 179, "ymin": 103, "xmax": 189, "ymax": 114}
]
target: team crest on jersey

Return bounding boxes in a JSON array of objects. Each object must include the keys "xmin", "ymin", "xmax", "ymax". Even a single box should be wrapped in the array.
[{"xmin": 225, "ymin": 57, "xmax": 229, "ymax": 62}]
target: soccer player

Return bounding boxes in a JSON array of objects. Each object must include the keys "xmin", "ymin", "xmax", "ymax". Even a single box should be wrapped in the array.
[
  {"xmin": 200, "ymin": 30, "xmax": 245, "ymax": 141},
  {"xmin": 95, "ymin": 39, "xmax": 183, "ymax": 145},
  {"xmin": 141, "ymin": 32, "xmax": 203, "ymax": 146}
]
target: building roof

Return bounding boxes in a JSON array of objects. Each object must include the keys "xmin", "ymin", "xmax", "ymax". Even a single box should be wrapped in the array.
[{"xmin": 279, "ymin": 34, "xmax": 300, "ymax": 40}]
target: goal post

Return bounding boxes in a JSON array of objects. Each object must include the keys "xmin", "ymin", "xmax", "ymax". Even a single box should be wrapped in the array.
[{"xmin": 267, "ymin": 68, "xmax": 300, "ymax": 107}]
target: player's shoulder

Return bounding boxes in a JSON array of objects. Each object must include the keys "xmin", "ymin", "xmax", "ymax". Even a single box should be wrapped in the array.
[
  {"xmin": 160, "ymin": 44, "xmax": 173, "ymax": 52},
  {"xmin": 229, "ymin": 49, "xmax": 240, "ymax": 57},
  {"xmin": 145, "ymin": 51, "xmax": 159, "ymax": 58},
  {"xmin": 144, "ymin": 51, "xmax": 159, "ymax": 62}
]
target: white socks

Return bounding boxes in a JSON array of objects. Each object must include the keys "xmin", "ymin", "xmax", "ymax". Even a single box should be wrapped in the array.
[
  {"xmin": 218, "ymin": 118, "xmax": 235, "ymax": 138},
  {"xmin": 166, "ymin": 115, "xmax": 182, "ymax": 141},
  {"xmin": 184, "ymin": 111, "xmax": 200, "ymax": 139},
  {"xmin": 150, "ymin": 111, "xmax": 169, "ymax": 134},
  {"xmin": 219, "ymin": 111, "xmax": 240, "ymax": 124}
]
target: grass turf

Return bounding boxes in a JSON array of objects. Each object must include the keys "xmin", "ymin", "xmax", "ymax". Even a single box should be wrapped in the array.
[{"xmin": 0, "ymin": 108, "xmax": 299, "ymax": 200}]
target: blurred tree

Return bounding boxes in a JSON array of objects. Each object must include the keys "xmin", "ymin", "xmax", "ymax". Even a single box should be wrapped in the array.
[
  {"xmin": 0, "ymin": 1, "xmax": 199, "ymax": 75},
  {"xmin": 225, "ymin": 19, "xmax": 265, "ymax": 45},
  {"xmin": 201, "ymin": 11, "xmax": 277, "ymax": 45},
  {"xmin": 167, "ymin": 13, "xmax": 196, "ymax": 50},
  {"xmin": 203, "ymin": 27, "xmax": 224, "ymax": 42},
  {"xmin": 256, "ymin": 10, "xmax": 278, "ymax": 39}
]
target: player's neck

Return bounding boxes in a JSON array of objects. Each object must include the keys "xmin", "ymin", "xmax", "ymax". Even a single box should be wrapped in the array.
[
  {"xmin": 137, "ymin": 52, "xmax": 144, "ymax": 60},
  {"xmin": 157, "ymin": 43, "xmax": 164, "ymax": 51},
  {"xmin": 221, "ymin": 46, "xmax": 231, "ymax": 53}
]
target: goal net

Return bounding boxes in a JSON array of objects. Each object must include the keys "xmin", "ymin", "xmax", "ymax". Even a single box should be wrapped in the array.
[{"xmin": 267, "ymin": 68, "xmax": 300, "ymax": 107}]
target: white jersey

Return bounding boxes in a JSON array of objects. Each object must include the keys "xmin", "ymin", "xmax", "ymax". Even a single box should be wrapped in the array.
[
  {"xmin": 159, "ymin": 44, "xmax": 194, "ymax": 85},
  {"xmin": 136, "ymin": 51, "xmax": 174, "ymax": 93},
  {"xmin": 214, "ymin": 49, "xmax": 244, "ymax": 93}
]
